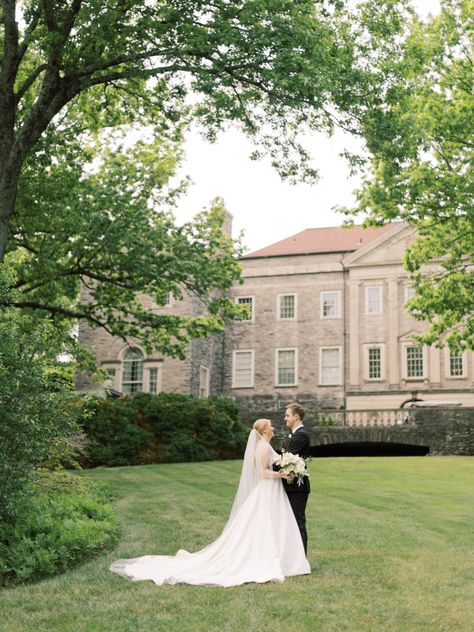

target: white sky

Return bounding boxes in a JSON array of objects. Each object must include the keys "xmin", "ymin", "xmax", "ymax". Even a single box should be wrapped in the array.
[{"xmin": 173, "ymin": 0, "xmax": 440, "ymax": 253}]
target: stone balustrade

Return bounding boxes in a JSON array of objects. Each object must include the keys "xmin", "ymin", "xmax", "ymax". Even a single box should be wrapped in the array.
[{"xmin": 315, "ymin": 409, "xmax": 409, "ymax": 428}]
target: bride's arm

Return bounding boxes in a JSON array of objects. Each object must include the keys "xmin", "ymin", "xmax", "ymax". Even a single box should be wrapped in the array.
[{"xmin": 256, "ymin": 443, "xmax": 292, "ymax": 480}]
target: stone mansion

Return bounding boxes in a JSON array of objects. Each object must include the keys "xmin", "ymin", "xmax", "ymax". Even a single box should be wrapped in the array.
[{"xmin": 77, "ymin": 221, "xmax": 474, "ymax": 412}]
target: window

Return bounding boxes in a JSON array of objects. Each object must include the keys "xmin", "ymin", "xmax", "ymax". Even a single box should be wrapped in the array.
[
  {"xmin": 278, "ymin": 294, "xmax": 296, "ymax": 320},
  {"xmin": 365, "ymin": 286, "xmax": 383, "ymax": 314},
  {"xmin": 122, "ymin": 348, "xmax": 144, "ymax": 394},
  {"xmin": 148, "ymin": 367, "xmax": 159, "ymax": 394},
  {"xmin": 199, "ymin": 365, "xmax": 210, "ymax": 397},
  {"xmin": 364, "ymin": 345, "xmax": 386, "ymax": 381},
  {"xmin": 319, "ymin": 347, "xmax": 341, "ymax": 385},
  {"xmin": 447, "ymin": 351, "xmax": 465, "ymax": 378},
  {"xmin": 321, "ymin": 291, "xmax": 341, "ymax": 318},
  {"xmin": 368, "ymin": 348, "xmax": 381, "ymax": 379},
  {"xmin": 276, "ymin": 348, "xmax": 297, "ymax": 386},
  {"xmin": 232, "ymin": 350, "xmax": 254, "ymax": 388},
  {"xmin": 236, "ymin": 296, "xmax": 254, "ymax": 321},
  {"xmin": 406, "ymin": 346, "xmax": 424, "ymax": 379}
]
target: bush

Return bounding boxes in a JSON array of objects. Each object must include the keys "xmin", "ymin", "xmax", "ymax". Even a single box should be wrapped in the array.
[
  {"xmin": 0, "ymin": 309, "xmax": 78, "ymax": 525},
  {"xmin": 0, "ymin": 470, "xmax": 118, "ymax": 587},
  {"xmin": 41, "ymin": 430, "xmax": 91, "ymax": 471},
  {"xmin": 80, "ymin": 392, "xmax": 247, "ymax": 467}
]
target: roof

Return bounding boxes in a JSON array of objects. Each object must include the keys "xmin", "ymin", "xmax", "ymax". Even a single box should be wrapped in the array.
[{"xmin": 243, "ymin": 224, "xmax": 396, "ymax": 258}]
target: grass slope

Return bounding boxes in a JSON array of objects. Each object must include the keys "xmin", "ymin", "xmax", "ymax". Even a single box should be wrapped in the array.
[{"xmin": 1, "ymin": 457, "xmax": 473, "ymax": 632}]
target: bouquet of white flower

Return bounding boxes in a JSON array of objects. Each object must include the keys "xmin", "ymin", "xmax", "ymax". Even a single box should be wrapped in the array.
[{"xmin": 273, "ymin": 451, "xmax": 309, "ymax": 486}]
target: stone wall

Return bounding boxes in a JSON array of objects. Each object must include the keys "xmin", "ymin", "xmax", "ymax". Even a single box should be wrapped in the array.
[
  {"xmin": 223, "ymin": 253, "xmax": 347, "ymax": 409},
  {"xmin": 410, "ymin": 407, "xmax": 474, "ymax": 455},
  {"xmin": 242, "ymin": 407, "xmax": 474, "ymax": 456}
]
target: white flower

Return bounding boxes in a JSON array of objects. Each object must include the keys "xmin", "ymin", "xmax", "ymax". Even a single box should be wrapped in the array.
[{"xmin": 273, "ymin": 451, "xmax": 310, "ymax": 486}]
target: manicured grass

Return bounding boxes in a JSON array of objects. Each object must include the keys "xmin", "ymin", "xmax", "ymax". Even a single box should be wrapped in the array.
[{"xmin": 1, "ymin": 457, "xmax": 473, "ymax": 631}]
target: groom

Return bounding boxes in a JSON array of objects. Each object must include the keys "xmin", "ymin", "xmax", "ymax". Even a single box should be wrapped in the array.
[{"xmin": 282, "ymin": 402, "xmax": 311, "ymax": 554}]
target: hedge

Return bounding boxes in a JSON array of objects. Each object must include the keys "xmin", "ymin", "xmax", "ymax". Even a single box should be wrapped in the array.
[{"xmin": 79, "ymin": 393, "xmax": 248, "ymax": 467}]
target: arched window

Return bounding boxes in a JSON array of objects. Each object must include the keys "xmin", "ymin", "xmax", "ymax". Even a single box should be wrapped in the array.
[{"xmin": 122, "ymin": 348, "xmax": 144, "ymax": 394}]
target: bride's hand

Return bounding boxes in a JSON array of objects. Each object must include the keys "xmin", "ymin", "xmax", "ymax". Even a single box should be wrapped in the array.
[{"xmin": 280, "ymin": 472, "xmax": 294, "ymax": 481}]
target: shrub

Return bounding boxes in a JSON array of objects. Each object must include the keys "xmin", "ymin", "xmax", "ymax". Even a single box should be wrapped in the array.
[
  {"xmin": 0, "ymin": 309, "xmax": 78, "ymax": 525},
  {"xmin": 41, "ymin": 430, "xmax": 91, "ymax": 471},
  {"xmin": 79, "ymin": 392, "xmax": 247, "ymax": 467},
  {"xmin": 0, "ymin": 470, "xmax": 118, "ymax": 587}
]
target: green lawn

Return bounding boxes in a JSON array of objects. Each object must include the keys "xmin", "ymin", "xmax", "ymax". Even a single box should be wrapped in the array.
[{"xmin": 1, "ymin": 457, "xmax": 473, "ymax": 632}]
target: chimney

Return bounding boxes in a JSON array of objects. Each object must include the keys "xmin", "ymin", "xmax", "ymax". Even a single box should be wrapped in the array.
[{"xmin": 222, "ymin": 210, "xmax": 233, "ymax": 238}]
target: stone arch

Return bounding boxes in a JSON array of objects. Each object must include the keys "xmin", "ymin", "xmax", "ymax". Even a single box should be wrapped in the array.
[
  {"xmin": 309, "ymin": 427, "xmax": 431, "ymax": 457},
  {"xmin": 311, "ymin": 442, "xmax": 430, "ymax": 457}
]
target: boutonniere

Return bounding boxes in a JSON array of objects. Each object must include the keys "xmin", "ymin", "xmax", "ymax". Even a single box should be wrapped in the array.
[{"xmin": 288, "ymin": 433, "xmax": 292, "ymax": 438}]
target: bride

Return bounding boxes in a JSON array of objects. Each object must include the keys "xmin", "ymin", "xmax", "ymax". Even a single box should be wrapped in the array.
[{"xmin": 110, "ymin": 418, "xmax": 311, "ymax": 587}]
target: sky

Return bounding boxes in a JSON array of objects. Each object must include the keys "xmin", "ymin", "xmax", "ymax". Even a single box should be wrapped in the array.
[{"xmin": 172, "ymin": 0, "xmax": 440, "ymax": 253}]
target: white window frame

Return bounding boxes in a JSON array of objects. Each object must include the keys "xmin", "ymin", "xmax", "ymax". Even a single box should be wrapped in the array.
[
  {"xmin": 445, "ymin": 349, "xmax": 467, "ymax": 379},
  {"xmin": 146, "ymin": 366, "xmax": 160, "ymax": 394},
  {"xmin": 364, "ymin": 344, "xmax": 386, "ymax": 381},
  {"xmin": 365, "ymin": 285, "xmax": 383, "ymax": 315},
  {"xmin": 235, "ymin": 295, "xmax": 254, "ymax": 321},
  {"xmin": 277, "ymin": 293, "xmax": 297, "ymax": 320},
  {"xmin": 121, "ymin": 347, "xmax": 144, "ymax": 394},
  {"xmin": 319, "ymin": 346, "xmax": 342, "ymax": 386},
  {"xmin": 199, "ymin": 365, "xmax": 210, "ymax": 397},
  {"xmin": 232, "ymin": 350, "xmax": 255, "ymax": 388},
  {"xmin": 142, "ymin": 361, "xmax": 162, "ymax": 394},
  {"xmin": 320, "ymin": 290, "xmax": 341, "ymax": 319},
  {"xmin": 402, "ymin": 343, "xmax": 427, "ymax": 380},
  {"xmin": 275, "ymin": 348, "xmax": 298, "ymax": 387}
]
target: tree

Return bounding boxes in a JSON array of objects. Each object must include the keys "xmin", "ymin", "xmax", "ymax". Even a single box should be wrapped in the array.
[
  {"xmin": 1, "ymin": 0, "xmax": 406, "ymax": 351},
  {"xmin": 349, "ymin": 0, "xmax": 474, "ymax": 349},
  {"xmin": 7, "ymin": 123, "xmax": 246, "ymax": 355},
  {"xmin": 0, "ymin": 0, "xmax": 328, "ymax": 255}
]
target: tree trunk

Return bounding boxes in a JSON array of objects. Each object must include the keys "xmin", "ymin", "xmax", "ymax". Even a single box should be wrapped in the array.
[{"xmin": 0, "ymin": 176, "xmax": 18, "ymax": 263}]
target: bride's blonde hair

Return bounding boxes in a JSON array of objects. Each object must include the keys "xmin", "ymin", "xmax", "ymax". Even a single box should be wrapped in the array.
[{"xmin": 253, "ymin": 418, "xmax": 271, "ymax": 436}]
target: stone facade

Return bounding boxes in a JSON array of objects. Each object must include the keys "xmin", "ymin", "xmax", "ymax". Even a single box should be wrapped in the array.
[
  {"xmin": 226, "ymin": 223, "xmax": 474, "ymax": 412},
  {"xmin": 76, "ymin": 285, "xmax": 223, "ymax": 399},
  {"xmin": 78, "ymin": 223, "xmax": 474, "ymax": 412}
]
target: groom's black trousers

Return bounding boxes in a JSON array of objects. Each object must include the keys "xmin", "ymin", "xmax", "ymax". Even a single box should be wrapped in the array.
[{"xmin": 287, "ymin": 492, "xmax": 308, "ymax": 555}]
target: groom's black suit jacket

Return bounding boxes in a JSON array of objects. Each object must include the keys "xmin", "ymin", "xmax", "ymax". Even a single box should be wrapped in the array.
[{"xmin": 282, "ymin": 426, "xmax": 311, "ymax": 495}]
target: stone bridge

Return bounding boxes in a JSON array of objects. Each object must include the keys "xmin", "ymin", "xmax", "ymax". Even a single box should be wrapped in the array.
[{"xmin": 249, "ymin": 407, "xmax": 474, "ymax": 456}]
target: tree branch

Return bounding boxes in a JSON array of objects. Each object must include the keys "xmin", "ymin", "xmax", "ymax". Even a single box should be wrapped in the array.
[
  {"xmin": 68, "ymin": 46, "xmax": 175, "ymax": 81},
  {"xmin": 17, "ymin": 4, "xmax": 42, "ymax": 63},
  {"xmin": 4, "ymin": 299, "xmax": 115, "ymax": 334},
  {"xmin": 15, "ymin": 64, "xmax": 48, "ymax": 104}
]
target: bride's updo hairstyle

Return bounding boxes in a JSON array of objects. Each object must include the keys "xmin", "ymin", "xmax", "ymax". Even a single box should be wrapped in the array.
[{"xmin": 253, "ymin": 418, "xmax": 271, "ymax": 437}]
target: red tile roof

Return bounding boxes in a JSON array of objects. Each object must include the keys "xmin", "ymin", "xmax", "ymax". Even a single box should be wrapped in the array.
[{"xmin": 243, "ymin": 224, "xmax": 395, "ymax": 258}]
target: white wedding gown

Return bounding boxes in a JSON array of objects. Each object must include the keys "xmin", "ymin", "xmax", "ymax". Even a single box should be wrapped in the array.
[{"xmin": 110, "ymin": 433, "xmax": 310, "ymax": 587}]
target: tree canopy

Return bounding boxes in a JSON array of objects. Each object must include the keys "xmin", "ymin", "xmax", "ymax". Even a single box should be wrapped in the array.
[
  {"xmin": 0, "ymin": 0, "xmax": 405, "ymax": 353},
  {"xmin": 348, "ymin": 0, "xmax": 474, "ymax": 349},
  {"xmin": 0, "ymin": 0, "xmax": 386, "ymax": 254},
  {"xmin": 3, "ymin": 1, "xmax": 470, "ymax": 352},
  {"xmin": 7, "ymin": 122, "xmax": 246, "ymax": 355}
]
